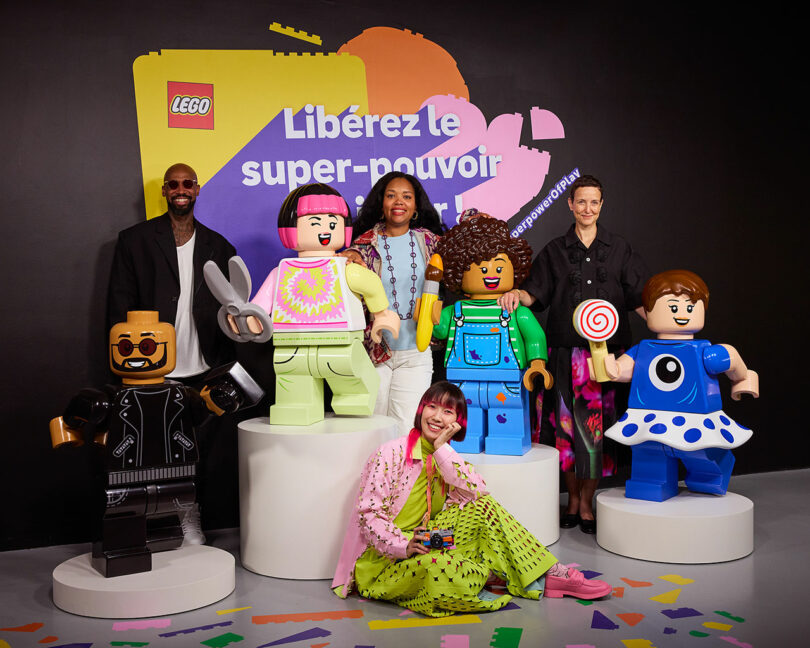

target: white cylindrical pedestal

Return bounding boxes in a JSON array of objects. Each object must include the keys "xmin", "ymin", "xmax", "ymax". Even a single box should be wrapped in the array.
[
  {"xmin": 596, "ymin": 487, "xmax": 754, "ymax": 563},
  {"xmin": 459, "ymin": 444, "xmax": 560, "ymax": 546},
  {"xmin": 238, "ymin": 414, "xmax": 398, "ymax": 579},
  {"xmin": 52, "ymin": 545, "xmax": 235, "ymax": 618}
]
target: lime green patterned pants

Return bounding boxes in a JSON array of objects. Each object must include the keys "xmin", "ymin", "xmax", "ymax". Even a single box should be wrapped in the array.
[{"xmin": 359, "ymin": 495, "xmax": 558, "ymax": 617}]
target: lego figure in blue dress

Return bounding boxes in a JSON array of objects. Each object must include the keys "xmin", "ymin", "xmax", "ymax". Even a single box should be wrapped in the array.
[
  {"xmin": 419, "ymin": 215, "xmax": 553, "ymax": 455},
  {"xmin": 591, "ymin": 270, "xmax": 759, "ymax": 501}
]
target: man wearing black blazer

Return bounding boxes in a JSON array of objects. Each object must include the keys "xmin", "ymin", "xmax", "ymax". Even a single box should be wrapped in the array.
[{"xmin": 107, "ymin": 162, "xmax": 237, "ymax": 544}]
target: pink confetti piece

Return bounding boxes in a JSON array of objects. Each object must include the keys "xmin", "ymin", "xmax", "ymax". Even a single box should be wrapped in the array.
[{"xmin": 720, "ymin": 638, "xmax": 753, "ymax": 648}]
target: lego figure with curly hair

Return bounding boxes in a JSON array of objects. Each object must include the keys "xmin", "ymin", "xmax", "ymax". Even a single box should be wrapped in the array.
[{"xmin": 421, "ymin": 215, "xmax": 553, "ymax": 455}]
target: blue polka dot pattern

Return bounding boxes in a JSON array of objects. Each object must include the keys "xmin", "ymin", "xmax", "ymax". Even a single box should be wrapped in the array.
[
  {"xmin": 622, "ymin": 423, "xmax": 638, "ymax": 438},
  {"xmin": 684, "ymin": 428, "xmax": 702, "ymax": 443},
  {"xmin": 704, "ymin": 418, "xmax": 715, "ymax": 429},
  {"xmin": 720, "ymin": 415, "xmax": 730, "ymax": 425},
  {"xmin": 619, "ymin": 412, "xmax": 628, "ymax": 422},
  {"xmin": 644, "ymin": 413, "xmax": 656, "ymax": 422},
  {"xmin": 721, "ymin": 429, "xmax": 734, "ymax": 443},
  {"xmin": 672, "ymin": 416, "xmax": 685, "ymax": 426},
  {"xmin": 650, "ymin": 423, "xmax": 667, "ymax": 435}
]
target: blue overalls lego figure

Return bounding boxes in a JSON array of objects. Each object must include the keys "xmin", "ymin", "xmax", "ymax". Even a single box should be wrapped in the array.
[
  {"xmin": 419, "ymin": 215, "xmax": 553, "ymax": 455},
  {"xmin": 591, "ymin": 270, "xmax": 759, "ymax": 501}
]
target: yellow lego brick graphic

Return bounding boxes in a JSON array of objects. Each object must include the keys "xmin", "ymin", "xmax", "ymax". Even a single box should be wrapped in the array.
[{"xmin": 269, "ymin": 22, "xmax": 323, "ymax": 46}]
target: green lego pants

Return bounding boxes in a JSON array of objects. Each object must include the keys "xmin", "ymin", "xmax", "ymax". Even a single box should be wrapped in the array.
[{"xmin": 270, "ymin": 331, "xmax": 379, "ymax": 426}]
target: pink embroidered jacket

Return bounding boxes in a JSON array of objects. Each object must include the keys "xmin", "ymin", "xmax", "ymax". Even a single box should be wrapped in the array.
[{"xmin": 331, "ymin": 432, "xmax": 488, "ymax": 597}]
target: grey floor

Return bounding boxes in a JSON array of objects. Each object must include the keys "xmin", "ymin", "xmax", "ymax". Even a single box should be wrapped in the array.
[{"xmin": 2, "ymin": 469, "xmax": 809, "ymax": 647}]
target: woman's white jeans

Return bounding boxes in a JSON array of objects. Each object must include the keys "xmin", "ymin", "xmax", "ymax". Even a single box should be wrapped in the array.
[{"xmin": 374, "ymin": 348, "xmax": 434, "ymax": 436}]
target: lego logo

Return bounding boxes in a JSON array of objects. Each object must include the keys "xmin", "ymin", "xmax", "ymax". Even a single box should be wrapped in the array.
[{"xmin": 170, "ymin": 95, "xmax": 212, "ymax": 116}]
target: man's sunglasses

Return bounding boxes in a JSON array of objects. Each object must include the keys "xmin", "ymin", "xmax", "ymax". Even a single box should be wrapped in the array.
[
  {"xmin": 164, "ymin": 179, "xmax": 197, "ymax": 190},
  {"xmin": 113, "ymin": 339, "xmax": 166, "ymax": 356}
]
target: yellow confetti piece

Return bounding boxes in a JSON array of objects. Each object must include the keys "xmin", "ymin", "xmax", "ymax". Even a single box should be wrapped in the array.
[
  {"xmin": 268, "ymin": 22, "xmax": 322, "ymax": 45},
  {"xmin": 703, "ymin": 622, "xmax": 733, "ymax": 631},
  {"xmin": 659, "ymin": 574, "xmax": 695, "ymax": 585},
  {"xmin": 0, "ymin": 640, "xmax": 11, "ymax": 648},
  {"xmin": 217, "ymin": 606, "xmax": 252, "ymax": 615},
  {"xmin": 621, "ymin": 640, "xmax": 657, "ymax": 648},
  {"xmin": 649, "ymin": 588, "xmax": 682, "ymax": 604},
  {"xmin": 368, "ymin": 614, "xmax": 482, "ymax": 629}
]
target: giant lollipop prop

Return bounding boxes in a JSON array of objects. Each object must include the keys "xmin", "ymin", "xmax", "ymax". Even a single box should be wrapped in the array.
[{"xmin": 573, "ymin": 299, "xmax": 619, "ymax": 382}]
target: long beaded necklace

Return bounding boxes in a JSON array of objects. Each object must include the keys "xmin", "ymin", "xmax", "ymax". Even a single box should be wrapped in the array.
[{"xmin": 381, "ymin": 229, "xmax": 418, "ymax": 320}]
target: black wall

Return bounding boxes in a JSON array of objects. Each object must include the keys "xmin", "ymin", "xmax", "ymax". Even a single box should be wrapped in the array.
[{"xmin": 1, "ymin": 1, "xmax": 804, "ymax": 550}]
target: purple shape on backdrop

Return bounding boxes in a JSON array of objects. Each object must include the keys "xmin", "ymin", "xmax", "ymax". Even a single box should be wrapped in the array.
[
  {"xmin": 590, "ymin": 610, "xmax": 619, "ymax": 630},
  {"xmin": 257, "ymin": 627, "xmax": 331, "ymax": 647},
  {"xmin": 159, "ymin": 620, "xmax": 232, "ymax": 637},
  {"xmin": 662, "ymin": 607, "xmax": 703, "ymax": 619},
  {"xmin": 501, "ymin": 601, "xmax": 521, "ymax": 611},
  {"xmin": 580, "ymin": 570, "xmax": 602, "ymax": 579},
  {"xmin": 664, "ymin": 627, "xmax": 677, "ymax": 634},
  {"xmin": 50, "ymin": 645, "xmax": 93, "ymax": 648},
  {"xmin": 198, "ymin": 105, "xmax": 489, "ymax": 288}
]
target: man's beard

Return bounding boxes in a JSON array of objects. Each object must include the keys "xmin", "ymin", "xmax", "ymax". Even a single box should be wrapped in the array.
[{"xmin": 168, "ymin": 195, "xmax": 195, "ymax": 216}]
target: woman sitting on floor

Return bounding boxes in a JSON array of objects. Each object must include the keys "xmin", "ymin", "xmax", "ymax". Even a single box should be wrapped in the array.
[{"xmin": 332, "ymin": 381, "xmax": 611, "ymax": 617}]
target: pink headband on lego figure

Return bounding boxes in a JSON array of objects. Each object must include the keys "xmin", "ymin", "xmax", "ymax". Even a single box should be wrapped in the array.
[{"xmin": 278, "ymin": 193, "xmax": 351, "ymax": 249}]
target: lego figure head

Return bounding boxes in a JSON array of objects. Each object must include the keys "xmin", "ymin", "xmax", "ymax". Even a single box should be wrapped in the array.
[
  {"xmin": 109, "ymin": 311, "xmax": 176, "ymax": 383},
  {"xmin": 568, "ymin": 175, "xmax": 603, "ymax": 229},
  {"xmin": 436, "ymin": 216, "xmax": 532, "ymax": 298},
  {"xmin": 642, "ymin": 270, "xmax": 709, "ymax": 338},
  {"xmin": 277, "ymin": 183, "xmax": 352, "ymax": 254},
  {"xmin": 162, "ymin": 163, "xmax": 200, "ymax": 217}
]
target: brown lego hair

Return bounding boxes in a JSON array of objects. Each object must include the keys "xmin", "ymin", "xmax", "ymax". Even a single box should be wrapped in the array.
[
  {"xmin": 436, "ymin": 215, "xmax": 533, "ymax": 292},
  {"xmin": 642, "ymin": 269, "xmax": 710, "ymax": 312}
]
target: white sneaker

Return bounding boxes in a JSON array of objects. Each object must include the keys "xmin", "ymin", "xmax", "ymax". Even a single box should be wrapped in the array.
[{"xmin": 177, "ymin": 501, "xmax": 206, "ymax": 545}]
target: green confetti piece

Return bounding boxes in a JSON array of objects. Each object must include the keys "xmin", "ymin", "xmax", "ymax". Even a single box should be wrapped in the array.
[
  {"xmin": 689, "ymin": 631, "xmax": 710, "ymax": 637},
  {"xmin": 714, "ymin": 611, "xmax": 745, "ymax": 623},
  {"xmin": 201, "ymin": 632, "xmax": 244, "ymax": 648},
  {"xmin": 576, "ymin": 599, "xmax": 595, "ymax": 606},
  {"xmin": 490, "ymin": 626, "xmax": 522, "ymax": 648}
]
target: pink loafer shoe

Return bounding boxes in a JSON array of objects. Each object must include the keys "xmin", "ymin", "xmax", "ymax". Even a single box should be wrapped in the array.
[{"xmin": 544, "ymin": 568, "xmax": 612, "ymax": 600}]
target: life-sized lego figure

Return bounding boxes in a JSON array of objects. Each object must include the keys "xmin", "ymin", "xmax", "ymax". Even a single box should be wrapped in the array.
[
  {"xmin": 592, "ymin": 270, "xmax": 759, "ymax": 501},
  {"xmin": 422, "ymin": 216, "xmax": 553, "ymax": 455},
  {"xmin": 204, "ymin": 183, "xmax": 400, "ymax": 425},
  {"xmin": 49, "ymin": 311, "xmax": 263, "ymax": 577}
]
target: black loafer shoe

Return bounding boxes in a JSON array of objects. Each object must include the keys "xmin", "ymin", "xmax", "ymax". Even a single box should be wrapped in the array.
[
  {"xmin": 580, "ymin": 518, "xmax": 597, "ymax": 534},
  {"xmin": 560, "ymin": 513, "xmax": 581, "ymax": 528}
]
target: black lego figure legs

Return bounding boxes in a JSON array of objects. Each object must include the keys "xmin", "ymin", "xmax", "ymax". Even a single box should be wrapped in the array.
[{"xmin": 92, "ymin": 478, "xmax": 195, "ymax": 577}]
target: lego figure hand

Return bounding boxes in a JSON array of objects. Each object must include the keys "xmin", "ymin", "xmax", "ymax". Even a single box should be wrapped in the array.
[
  {"xmin": 49, "ymin": 417, "xmax": 83, "ymax": 448},
  {"xmin": 602, "ymin": 354, "xmax": 620, "ymax": 380},
  {"xmin": 523, "ymin": 358, "xmax": 554, "ymax": 391},
  {"xmin": 204, "ymin": 256, "xmax": 273, "ymax": 343},
  {"xmin": 731, "ymin": 369, "xmax": 759, "ymax": 400},
  {"xmin": 370, "ymin": 309, "xmax": 400, "ymax": 343},
  {"xmin": 431, "ymin": 299, "xmax": 444, "ymax": 326}
]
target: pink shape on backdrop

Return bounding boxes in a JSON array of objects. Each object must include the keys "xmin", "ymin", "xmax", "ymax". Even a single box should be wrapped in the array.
[
  {"xmin": 420, "ymin": 95, "xmax": 552, "ymax": 222},
  {"xmin": 720, "ymin": 638, "xmax": 753, "ymax": 648},
  {"xmin": 530, "ymin": 107, "xmax": 565, "ymax": 140},
  {"xmin": 441, "ymin": 635, "xmax": 471, "ymax": 648}
]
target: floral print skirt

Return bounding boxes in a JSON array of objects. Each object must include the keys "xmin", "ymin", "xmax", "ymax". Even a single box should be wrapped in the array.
[{"xmin": 534, "ymin": 346, "xmax": 621, "ymax": 479}]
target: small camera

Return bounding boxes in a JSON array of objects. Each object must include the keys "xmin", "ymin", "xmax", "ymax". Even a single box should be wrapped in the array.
[{"xmin": 416, "ymin": 527, "xmax": 455, "ymax": 550}]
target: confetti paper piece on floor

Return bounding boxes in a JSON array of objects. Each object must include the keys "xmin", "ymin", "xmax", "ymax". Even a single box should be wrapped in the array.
[
  {"xmin": 715, "ymin": 611, "xmax": 745, "ymax": 623},
  {"xmin": 612, "ymin": 587, "xmax": 625, "ymax": 598},
  {"xmin": 0, "ymin": 641, "xmax": 10, "ymax": 648},
  {"xmin": 689, "ymin": 631, "xmax": 710, "ymax": 637},
  {"xmin": 368, "ymin": 615, "xmax": 481, "ymax": 630},
  {"xmin": 576, "ymin": 600, "xmax": 595, "ymax": 606},
  {"xmin": 441, "ymin": 635, "xmax": 470, "ymax": 648},
  {"xmin": 649, "ymin": 589, "xmax": 681, "ymax": 604},
  {"xmin": 398, "ymin": 610, "xmax": 415, "ymax": 616},
  {"xmin": 111, "ymin": 643, "xmax": 150, "ymax": 647},
  {"xmin": 580, "ymin": 570, "xmax": 602, "ymax": 579},
  {"xmin": 565, "ymin": 645, "xmax": 596, "ymax": 648},
  {"xmin": 48, "ymin": 644, "xmax": 92, "ymax": 648},
  {"xmin": 663, "ymin": 628, "xmax": 676, "ymax": 634},
  {"xmin": 256, "ymin": 627, "xmax": 331, "ymax": 647},
  {"xmin": 159, "ymin": 621, "xmax": 232, "ymax": 637},
  {"xmin": 490, "ymin": 626, "xmax": 522, "ymax": 648},
  {"xmin": 0, "ymin": 622, "xmax": 44, "ymax": 632},
  {"xmin": 621, "ymin": 578, "xmax": 653, "ymax": 588},
  {"xmin": 253, "ymin": 610, "xmax": 363, "ymax": 624},
  {"xmin": 113, "ymin": 619, "xmax": 171, "ymax": 631},
  {"xmin": 201, "ymin": 633, "xmax": 245, "ymax": 647},
  {"xmin": 617, "ymin": 613, "xmax": 645, "ymax": 626},
  {"xmin": 662, "ymin": 608, "xmax": 702, "ymax": 619},
  {"xmin": 591, "ymin": 610, "xmax": 620, "ymax": 630},
  {"xmin": 659, "ymin": 574, "xmax": 694, "ymax": 585},
  {"xmin": 217, "ymin": 607, "xmax": 253, "ymax": 615},
  {"xmin": 39, "ymin": 638, "xmax": 60, "ymax": 645},
  {"xmin": 621, "ymin": 640, "xmax": 656, "ymax": 648},
  {"xmin": 501, "ymin": 601, "xmax": 521, "ymax": 611},
  {"xmin": 703, "ymin": 622, "xmax": 733, "ymax": 631},
  {"xmin": 311, "ymin": 643, "xmax": 330, "ymax": 648},
  {"xmin": 719, "ymin": 637, "xmax": 752, "ymax": 648}
]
